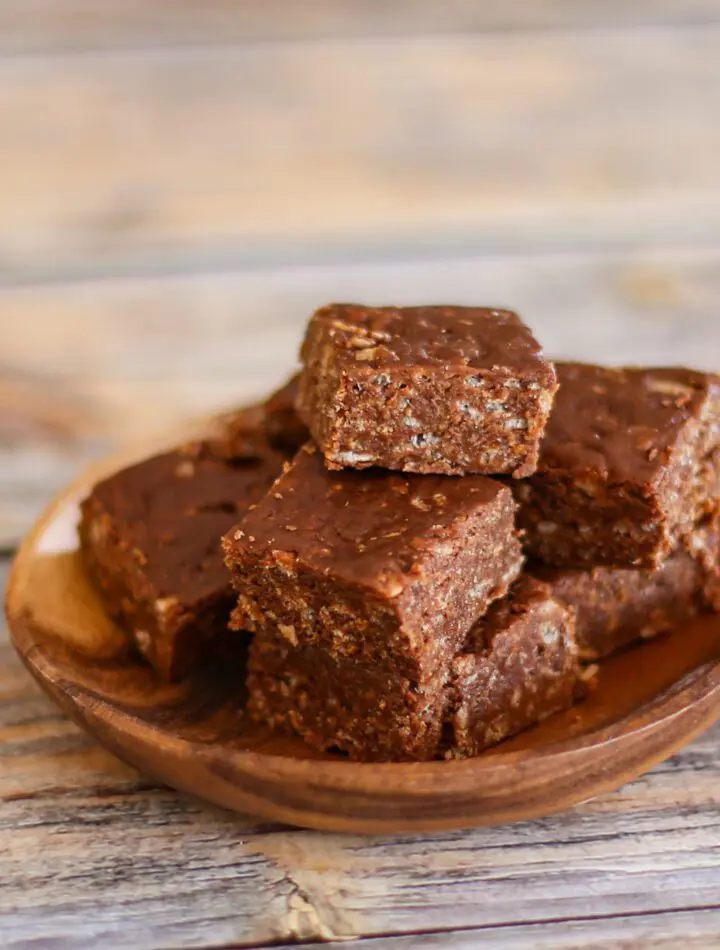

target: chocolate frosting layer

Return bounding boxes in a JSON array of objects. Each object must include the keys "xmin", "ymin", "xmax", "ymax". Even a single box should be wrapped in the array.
[
  {"xmin": 89, "ymin": 449, "xmax": 281, "ymax": 605},
  {"xmin": 303, "ymin": 303, "xmax": 553, "ymax": 374},
  {"xmin": 227, "ymin": 443, "xmax": 514, "ymax": 597},
  {"xmin": 540, "ymin": 363, "xmax": 720, "ymax": 483}
]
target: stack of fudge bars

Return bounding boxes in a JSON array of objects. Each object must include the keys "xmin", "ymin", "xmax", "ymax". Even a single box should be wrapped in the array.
[{"xmin": 79, "ymin": 304, "xmax": 720, "ymax": 761}]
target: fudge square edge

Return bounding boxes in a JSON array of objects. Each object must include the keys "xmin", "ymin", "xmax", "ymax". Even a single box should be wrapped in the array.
[
  {"xmin": 296, "ymin": 303, "xmax": 558, "ymax": 477},
  {"xmin": 515, "ymin": 363, "xmax": 720, "ymax": 568},
  {"xmin": 533, "ymin": 514, "xmax": 720, "ymax": 660},
  {"xmin": 447, "ymin": 576, "xmax": 582, "ymax": 758},
  {"xmin": 245, "ymin": 575, "xmax": 579, "ymax": 762},
  {"xmin": 223, "ymin": 443, "xmax": 524, "ymax": 683},
  {"xmin": 246, "ymin": 628, "xmax": 450, "ymax": 761},
  {"xmin": 79, "ymin": 433, "xmax": 283, "ymax": 682}
]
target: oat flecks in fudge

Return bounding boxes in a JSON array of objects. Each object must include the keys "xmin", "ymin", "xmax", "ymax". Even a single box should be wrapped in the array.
[
  {"xmin": 446, "ymin": 577, "xmax": 581, "ymax": 758},
  {"xmin": 247, "ymin": 632, "xmax": 448, "ymax": 761},
  {"xmin": 515, "ymin": 363, "xmax": 720, "ymax": 568},
  {"xmin": 297, "ymin": 303, "xmax": 558, "ymax": 477},
  {"xmin": 79, "ymin": 445, "xmax": 282, "ymax": 682},
  {"xmin": 224, "ymin": 444, "xmax": 524, "ymax": 684},
  {"xmin": 535, "ymin": 517, "xmax": 720, "ymax": 660}
]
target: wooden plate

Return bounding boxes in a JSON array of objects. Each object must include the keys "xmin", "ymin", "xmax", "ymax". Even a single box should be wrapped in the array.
[{"xmin": 6, "ymin": 441, "xmax": 720, "ymax": 834}]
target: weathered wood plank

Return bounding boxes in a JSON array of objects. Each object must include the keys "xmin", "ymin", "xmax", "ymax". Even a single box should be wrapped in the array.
[
  {"xmin": 2, "ymin": 1, "xmax": 720, "ymax": 53},
  {"xmin": 2, "ymin": 246, "xmax": 719, "ymax": 547},
  {"xmin": 2, "ymin": 560, "xmax": 720, "ymax": 949},
  {"xmin": 281, "ymin": 911, "xmax": 720, "ymax": 950},
  {"xmin": 1, "ymin": 27, "xmax": 720, "ymax": 279}
]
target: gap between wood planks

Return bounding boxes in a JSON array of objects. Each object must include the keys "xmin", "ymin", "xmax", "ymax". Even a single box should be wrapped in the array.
[
  {"xmin": 2, "ymin": 16, "xmax": 720, "ymax": 61},
  {"xmin": 4, "ymin": 231, "xmax": 720, "ymax": 292},
  {"xmin": 138, "ymin": 904, "xmax": 720, "ymax": 950},
  {"xmin": 265, "ymin": 908, "xmax": 720, "ymax": 950},
  {"xmin": 2, "ymin": 3, "xmax": 720, "ymax": 57}
]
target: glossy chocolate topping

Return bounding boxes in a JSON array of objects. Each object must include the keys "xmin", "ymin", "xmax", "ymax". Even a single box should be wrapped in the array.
[
  {"xmin": 90, "ymin": 450, "xmax": 280, "ymax": 605},
  {"xmin": 227, "ymin": 443, "xmax": 513, "ymax": 596},
  {"xmin": 540, "ymin": 363, "xmax": 720, "ymax": 483},
  {"xmin": 303, "ymin": 303, "xmax": 552, "ymax": 374}
]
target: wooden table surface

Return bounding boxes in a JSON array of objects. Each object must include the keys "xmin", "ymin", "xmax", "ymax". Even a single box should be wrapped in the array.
[{"xmin": 2, "ymin": 4, "xmax": 720, "ymax": 947}]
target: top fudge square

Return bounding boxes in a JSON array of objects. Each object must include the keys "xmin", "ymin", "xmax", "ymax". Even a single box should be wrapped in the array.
[
  {"xmin": 516, "ymin": 363, "xmax": 720, "ymax": 568},
  {"xmin": 223, "ymin": 444, "xmax": 523, "ymax": 684},
  {"xmin": 296, "ymin": 303, "xmax": 558, "ymax": 477}
]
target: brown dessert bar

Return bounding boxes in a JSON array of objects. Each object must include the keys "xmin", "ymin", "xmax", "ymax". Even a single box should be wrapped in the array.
[
  {"xmin": 224, "ymin": 443, "xmax": 524, "ymax": 683},
  {"xmin": 248, "ymin": 577, "xmax": 580, "ymax": 761},
  {"xmin": 446, "ymin": 578, "xmax": 582, "ymax": 757},
  {"xmin": 535, "ymin": 518, "xmax": 720, "ymax": 660},
  {"xmin": 297, "ymin": 303, "xmax": 557, "ymax": 477},
  {"xmin": 247, "ymin": 632, "xmax": 448, "ymax": 760},
  {"xmin": 79, "ymin": 442, "xmax": 282, "ymax": 682},
  {"xmin": 515, "ymin": 363, "xmax": 720, "ymax": 568}
]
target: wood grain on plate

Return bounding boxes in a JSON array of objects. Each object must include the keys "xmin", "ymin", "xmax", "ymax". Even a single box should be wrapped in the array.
[{"xmin": 2, "ymin": 27, "xmax": 720, "ymax": 279}]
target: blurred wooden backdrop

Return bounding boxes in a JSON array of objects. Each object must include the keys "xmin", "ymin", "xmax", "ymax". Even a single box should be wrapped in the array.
[{"xmin": 2, "ymin": 2, "xmax": 720, "ymax": 545}]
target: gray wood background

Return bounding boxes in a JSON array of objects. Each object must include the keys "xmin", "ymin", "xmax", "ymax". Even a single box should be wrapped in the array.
[{"xmin": 1, "ymin": 4, "xmax": 719, "ymax": 948}]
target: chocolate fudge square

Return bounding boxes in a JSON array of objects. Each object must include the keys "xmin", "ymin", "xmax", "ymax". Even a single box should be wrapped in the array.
[
  {"xmin": 224, "ymin": 444, "xmax": 524, "ymax": 683},
  {"xmin": 249, "ymin": 578, "xmax": 580, "ymax": 762},
  {"xmin": 297, "ymin": 303, "xmax": 557, "ymax": 477},
  {"xmin": 446, "ymin": 578, "xmax": 582, "ymax": 757},
  {"xmin": 247, "ymin": 631, "xmax": 448, "ymax": 761},
  {"xmin": 79, "ymin": 444, "xmax": 282, "ymax": 682},
  {"xmin": 535, "ymin": 517, "xmax": 720, "ymax": 660},
  {"xmin": 515, "ymin": 364, "xmax": 720, "ymax": 568}
]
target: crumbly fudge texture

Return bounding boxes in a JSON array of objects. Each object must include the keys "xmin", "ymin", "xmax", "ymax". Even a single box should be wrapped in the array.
[
  {"xmin": 224, "ymin": 444, "xmax": 524, "ymax": 683},
  {"xmin": 515, "ymin": 363, "xmax": 720, "ymax": 568},
  {"xmin": 535, "ymin": 518, "xmax": 720, "ymax": 660},
  {"xmin": 79, "ymin": 445, "xmax": 282, "ymax": 681},
  {"xmin": 247, "ymin": 631, "xmax": 448, "ymax": 761},
  {"xmin": 297, "ymin": 303, "xmax": 557, "ymax": 477},
  {"xmin": 446, "ymin": 578, "xmax": 582, "ymax": 758}
]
